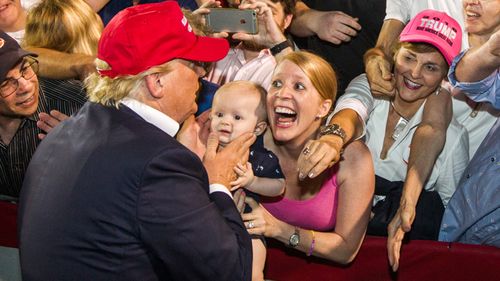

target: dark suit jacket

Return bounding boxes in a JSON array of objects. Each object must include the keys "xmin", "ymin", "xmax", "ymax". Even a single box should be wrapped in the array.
[{"xmin": 18, "ymin": 102, "xmax": 252, "ymax": 281}]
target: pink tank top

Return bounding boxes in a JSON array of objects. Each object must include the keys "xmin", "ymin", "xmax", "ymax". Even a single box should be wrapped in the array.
[{"xmin": 262, "ymin": 166, "xmax": 339, "ymax": 231}]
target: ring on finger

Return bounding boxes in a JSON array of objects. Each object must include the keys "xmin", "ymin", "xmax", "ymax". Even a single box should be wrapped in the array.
[
  {"xmin": 302, "ymin": 147, "xmax": 311, "ymax": 155},
  {"xmin": 248, "ymin": 221, "xmax": 255, "ymax": 229}
]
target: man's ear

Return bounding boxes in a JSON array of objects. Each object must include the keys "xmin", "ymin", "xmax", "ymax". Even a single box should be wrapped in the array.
[
  {"xmin": 144, "ymin": 73, "xmax": 164, "ymax": 99},
  {"xmin": 254, "ymin": 121, "xmax": 268, "ymax": 136},
  {"xmin": 283, "ymin": 14, "xmax": 293, "ymax": 30},
  {"xmin": 317, "ymin": 99, "xmax": 333, "ymax": 119}
]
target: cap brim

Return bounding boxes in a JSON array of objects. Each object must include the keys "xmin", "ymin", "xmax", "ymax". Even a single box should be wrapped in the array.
[
  {"xmin": 0, "ymin": 49, "xmax": 38, "ymax": 84},
  {"xmin": 399, "ymin": 34, "xmax": 452, "ymax": 65},
  {"xmin": 177, "ymin": 36, "xmax": 229, "ymax": 63}
]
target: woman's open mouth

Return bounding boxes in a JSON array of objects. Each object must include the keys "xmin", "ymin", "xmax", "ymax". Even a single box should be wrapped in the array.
[{"xmin": 274, "ymin": 106, "xmax": 297, "ymax": 127}]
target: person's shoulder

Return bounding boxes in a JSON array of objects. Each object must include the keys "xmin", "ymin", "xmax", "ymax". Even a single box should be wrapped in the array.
[
  {"xmin": 337, "ymin": 140, "xmax": 373, "ymax": 178},
  {"xmin": 39, "ymin": 78, "xmax": 86, "ymax": 104},
  {"xmin": 341, "ymin": 140, "xmax": 372, "ymax": 165}
]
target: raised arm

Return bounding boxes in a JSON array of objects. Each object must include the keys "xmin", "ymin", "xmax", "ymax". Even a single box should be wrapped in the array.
[
  {"xmin": 454, "ymin": 30, "xmax": 500, "ymax": 83},
  {"xmin": 364, "ymin": 19, "xmax": 405, "ymax": 97},
  {"xmin": 290, "ymin": 1, "xmax": 361, "ymax": 45},
  {"xmin": 298, "ymin": 73, "xmax": 372, "ymax": 179},
  {"xmin": 84, "ymin": 0, "xmax": 111, "ymax": 12},
  {"xmin": 24, "ymin": 47, "xmax": 96, "ymax": 80}
]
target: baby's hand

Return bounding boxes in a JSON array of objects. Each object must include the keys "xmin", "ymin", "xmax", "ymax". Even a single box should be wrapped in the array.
[{"xmin": 230, "ymin": 162, "xmax": 255, "ymax": 191}]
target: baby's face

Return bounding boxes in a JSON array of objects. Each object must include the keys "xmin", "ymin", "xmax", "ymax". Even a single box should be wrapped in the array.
[{"xmin": 210, "ymin": 89, "xmax": 261, "ymax": 146}]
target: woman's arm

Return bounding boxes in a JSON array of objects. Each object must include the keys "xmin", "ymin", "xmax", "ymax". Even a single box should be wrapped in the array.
[
  {"xmin": 297, "ymin": 74, "xmax": 373, "ymax": 179},
  {"xmin": 244, "ymin": 141, "xmax": 374, "ymax": 263}
]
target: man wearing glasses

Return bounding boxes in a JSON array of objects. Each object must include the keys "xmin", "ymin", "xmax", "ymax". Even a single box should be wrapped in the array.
[
  {"xmin": 0, "ymin": 31, "xmax": 85, "ymax": 200},
  {"xmin": 18, "ymin": 2, "xmax": 253, "ymax": 280}
]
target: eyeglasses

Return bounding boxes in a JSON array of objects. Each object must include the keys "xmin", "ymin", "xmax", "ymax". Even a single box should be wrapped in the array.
[{"xmin": 0, "ymin": 59, "xmax": 39, "ymax": 98}]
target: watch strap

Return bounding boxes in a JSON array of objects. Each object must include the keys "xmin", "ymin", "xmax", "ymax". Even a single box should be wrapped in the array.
[
  {"xmin": 270, "ymin": 40, "xmax": 292, "ymax": 56},
  {"xmin": 319, "ymin": 124, "xmax": 347, "ymax": 144}
]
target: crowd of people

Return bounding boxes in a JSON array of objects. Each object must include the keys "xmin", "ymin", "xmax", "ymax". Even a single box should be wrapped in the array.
[{"xmin": 0, "ymin": 0, "xmax": 498, "ymax": 280}]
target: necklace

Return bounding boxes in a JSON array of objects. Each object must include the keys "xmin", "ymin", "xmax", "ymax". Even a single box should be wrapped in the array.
[{"xmin": 390, "ymin": 101, "xmax": 409, "ymax": 140}]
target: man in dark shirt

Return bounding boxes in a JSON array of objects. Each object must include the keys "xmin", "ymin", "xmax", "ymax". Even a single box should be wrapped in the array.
[
  {"xmin": 290, "ymin": 0, "xmax": 386, "ymax": 96},
  {"xmin": 0, "ymin": 32, "xmax": 85, "ymax": 199}
]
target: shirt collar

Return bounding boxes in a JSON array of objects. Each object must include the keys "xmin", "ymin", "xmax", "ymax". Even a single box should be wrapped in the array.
[{"xmin": 120, "ymin": 97, "xmax": 180, "ymax": 137}]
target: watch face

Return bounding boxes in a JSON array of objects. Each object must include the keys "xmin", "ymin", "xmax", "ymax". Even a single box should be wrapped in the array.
[{"xmin": 290, "ymin": 233, "xmax": 300, "ymax": 246}]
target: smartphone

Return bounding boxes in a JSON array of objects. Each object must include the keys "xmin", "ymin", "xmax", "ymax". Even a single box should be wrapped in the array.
[{"xmin": 205, "ymin": 8, "xmax": 258, "ymax": 34}]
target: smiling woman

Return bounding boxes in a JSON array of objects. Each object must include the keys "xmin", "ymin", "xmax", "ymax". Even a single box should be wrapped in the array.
[
  {"xmin": 241, "ymin": 51, "xmax": 375, "ymax": 266},
  {"xmin": 333, "ymin": 10, "xmax": 469, "ymax": 242}
]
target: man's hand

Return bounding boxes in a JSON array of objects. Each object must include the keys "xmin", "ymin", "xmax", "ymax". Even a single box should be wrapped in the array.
[
  {"xmin": 364, "ymin": 48, "xmax": 395, "ymax": 97},
  {"xmin": 232, "ymin": 0, "xmax": 288, "ymax": 48},
  {"xmin": 387, "ymin": 200, "xmax": 416, "ymax": 272},
  {"xmin": 37, "ymin": 110, "xmax": 69, "ymax": 140},
  {"xmin": 203, "ymin": 132, "xmax": 256, "ymax": 188},
  {"xmin": 312, "ymin": 11, "xmax": 361, "ymax": 45},
  {"xmin": 297, "ymin": 135, "xmax": 343, "ymax": 180},
  {"xmin": 177, "ymin": 110, "xmax": 212, "ymax": 159},
  {"xmin": 230, "ymin": 162, "xmax": 255, "ymax": 190}
]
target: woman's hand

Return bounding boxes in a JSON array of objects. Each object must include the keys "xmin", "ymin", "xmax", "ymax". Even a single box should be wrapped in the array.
[
  {"xmin": 242, "ymin": 197, "xmax": 279, "ymax": 237},
  {"xmin": 387, "ymin": 200, "xmax": 416, "ymax": 272},
  {"xmin": 297, "ymin": 135, "xmax": 343, "ymax": 180}
]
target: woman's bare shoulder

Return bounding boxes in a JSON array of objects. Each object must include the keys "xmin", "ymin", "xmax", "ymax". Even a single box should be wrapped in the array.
[{"xmin": 337, "ymin": 140, "xmax": 374, "ymax": 187}]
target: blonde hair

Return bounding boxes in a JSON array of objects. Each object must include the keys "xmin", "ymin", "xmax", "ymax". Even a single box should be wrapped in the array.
[
  {"xmin": 24, "ymin": 0, "xmax": 103, "ymax": 56},
  {"xmin": 277, "ymin": 51, "xmax": 337, "ymax": 103},
  {"xmin": 85, "ymin": 59, "xmax": 176, "ymax": 107}
]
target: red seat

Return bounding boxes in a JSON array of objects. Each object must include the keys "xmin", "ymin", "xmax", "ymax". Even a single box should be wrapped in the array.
[
  {"xmin": 265, "ymin": 236, "xmax": 500, "ymax": 281},
  {"xmin": 0, "ymin": 200, "xmax": 18, "ymax": 248}
]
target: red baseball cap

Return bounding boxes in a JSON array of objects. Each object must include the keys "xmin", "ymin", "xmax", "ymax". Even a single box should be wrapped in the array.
[
  {"xmin": 399, "ymin": 9, "xmax": 462, "ymax": 65},
  {"xmin": 97, "ymin": 1, "xmax": 229, "ymax": 78}
]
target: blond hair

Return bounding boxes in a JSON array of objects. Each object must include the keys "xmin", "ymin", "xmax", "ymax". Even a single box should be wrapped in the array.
[
  {"xmin": 24, "ymin": 0, "xmax": 103, "ymax": 56},
  {"xmin": 277, "ymin": 51, "xmax": 337, "ymax": 103},
  {"xmin": 85, "ymin": 59, "xmax": 176, "ymax": 107}
]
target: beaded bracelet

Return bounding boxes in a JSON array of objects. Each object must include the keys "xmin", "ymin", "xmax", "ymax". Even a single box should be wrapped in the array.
[{"xmin": 307, "ymin": 230, "xmax": 315, "ymax": 256}]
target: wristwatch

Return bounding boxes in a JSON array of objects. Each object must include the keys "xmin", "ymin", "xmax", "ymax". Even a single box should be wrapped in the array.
[
  {"xmin": 288, "ymin": 227, "xmax": 300, "ymax": 248},
  {"xmin": 270, "ymin": 40, "xmax": 293, "ymax": 56},
  {"xmin": 319, "ymin": 124, "xmax": 347, "ymax": 144}
]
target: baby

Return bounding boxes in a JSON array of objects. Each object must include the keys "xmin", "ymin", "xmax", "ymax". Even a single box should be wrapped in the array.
[{"xmin": 210, "ymin": 80, "xmax": 285, "ymax": 281}]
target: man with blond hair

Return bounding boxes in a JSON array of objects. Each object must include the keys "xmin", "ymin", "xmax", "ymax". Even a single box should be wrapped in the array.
[{"xmin": 18, "ymin": 2, "xmax": 254, "ymax": 280}]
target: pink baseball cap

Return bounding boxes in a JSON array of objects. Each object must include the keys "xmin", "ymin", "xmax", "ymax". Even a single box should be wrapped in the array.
[
  {"xmin": 399, "ymin": 9, "xmax": 462, "ymax": 65},
  {"xmin": 97, "ymin": 1, "xmax": 229, "ymax": 78}
]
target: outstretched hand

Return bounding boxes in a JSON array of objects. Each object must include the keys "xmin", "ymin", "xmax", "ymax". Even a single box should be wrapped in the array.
[
  {"xmin": 312, "ymin": 11, "xmax": 361, "ymax": 45},
  {"xmin": 387, "ymin": 201, "xmax": 416, "ymax": 272}
]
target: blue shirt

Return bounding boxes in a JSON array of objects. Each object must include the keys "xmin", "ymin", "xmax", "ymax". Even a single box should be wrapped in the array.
[{"xmin": 440, "ymin": 53, "xmax": 500, "ymax": 247}]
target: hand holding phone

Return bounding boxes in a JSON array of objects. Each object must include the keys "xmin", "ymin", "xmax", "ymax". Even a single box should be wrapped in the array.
[{"xmin": 205, "ymin": 8, "xmax": 258, "ymax": 34}]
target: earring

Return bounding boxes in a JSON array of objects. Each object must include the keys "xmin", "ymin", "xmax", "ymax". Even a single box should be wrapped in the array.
[{"xmin": 315, "ymin": 115, "xmax": 321, "ymax": 121}]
